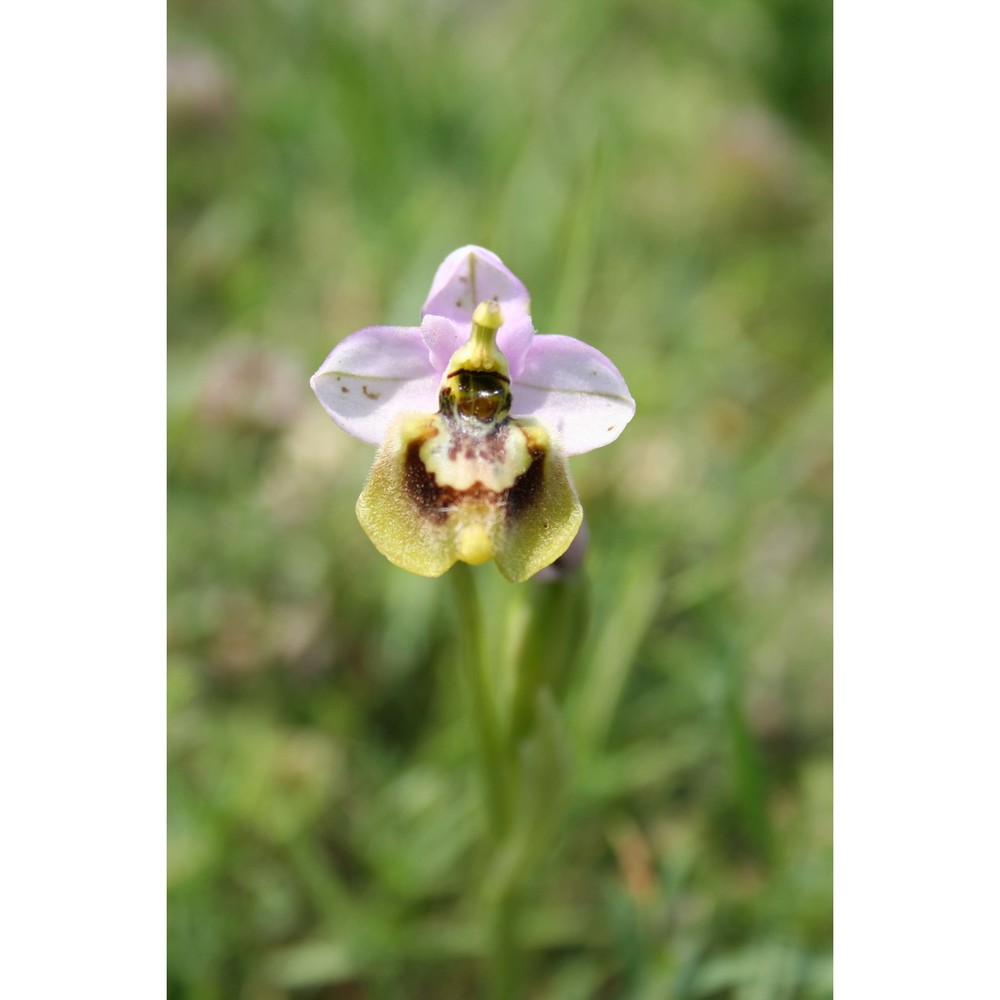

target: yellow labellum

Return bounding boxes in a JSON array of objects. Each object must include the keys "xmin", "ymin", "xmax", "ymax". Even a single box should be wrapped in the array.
[{"xmin": 356, "ymin": 413, "xmax": 581, "ymax": 582}]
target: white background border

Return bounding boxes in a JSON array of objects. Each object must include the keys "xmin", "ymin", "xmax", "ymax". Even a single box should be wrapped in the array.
[
  {"xmin": 2, "ymin": 2, "xmax": 165, "ymax": 994},
  {"xmin": 835, "ymin": 0, "xmax": 999, "ymax": 995}
]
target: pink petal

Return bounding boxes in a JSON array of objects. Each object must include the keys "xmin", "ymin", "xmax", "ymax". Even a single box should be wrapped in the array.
[
  {"xmin": 421, "ymin": 245, "xmax": 532, "ymax": 327},
  {"xmin": 510, "ymin": 335, "xmax": 636, "ymax": 456},
  {"xmin": 310, "ymin": 326, "xmax": 439, "ymax": 445},
  {"xmin": 420, "ymin": 314, "xmax": 464, "ymax": 374},
  {"xmin": 421, "ymin": 308, "xmax": 535, "ymax": 380},
  {"xmin": 496, "ymin": 315, "xmax": 535, "ymax": 380}
]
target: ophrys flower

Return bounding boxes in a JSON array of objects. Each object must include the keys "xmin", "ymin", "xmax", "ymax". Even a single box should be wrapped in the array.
[{"xmin": 311, "ymin": 246, "xmax": 634, "ymax": 582}]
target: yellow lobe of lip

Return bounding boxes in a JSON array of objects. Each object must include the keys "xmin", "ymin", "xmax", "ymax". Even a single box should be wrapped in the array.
[{"xmin": 455, "ymin": 523, "xmax": 492, "ymax": 565}]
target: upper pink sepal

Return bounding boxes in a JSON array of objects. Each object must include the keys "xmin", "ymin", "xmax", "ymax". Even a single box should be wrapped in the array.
[
  {"xmin": 421, "ymin": 245, "xmax": 532, "ymax": 329},
  {"xmin": 310, "ymin": 325, "xmax": 438, "ymax": 446},
  {"xmin": 510, "ymin": 335, "xmax": 636, "ymax": 455}
]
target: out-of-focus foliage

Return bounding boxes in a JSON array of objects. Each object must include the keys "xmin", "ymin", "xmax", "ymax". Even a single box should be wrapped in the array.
[{"xmin": 168, "ymin": 0, "xmax": 831, "ymax": 996}]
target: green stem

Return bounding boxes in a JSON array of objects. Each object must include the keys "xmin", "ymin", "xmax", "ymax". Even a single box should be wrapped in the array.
[
  {"xmin": 450, "ymin": 564, "xmax": 595, "ymax": 998},
  {"xmin": 450, "ymin": 564, "xmax": 522, "ymax": 998},
  {"xmin": 450, "ymin": 563, "xmax": 510, "ymax": 835},
  {"xmin": 490, "ymin": 890, "xmax": 520, "ymax": 1000}
]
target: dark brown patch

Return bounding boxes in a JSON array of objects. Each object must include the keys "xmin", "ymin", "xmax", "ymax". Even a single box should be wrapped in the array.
[
  {"xmin": 404, "ymin": 439, "xmax": 494, "ymax": 524},
  {"xmin": 404, "ymin": 439, "xmax": 446, "ymax": 521},
  {"xmin": 402, "ymin": 421, "xmax": 545, "ymax": 528},
  {"xmin": 341, "ymin": 386, "xmax": 349, "ymax": 393},
  {"xmin": 505, "ymin": 444, "xmax": 546, "ymax": 521},
  {"xmin": 362, "ymin": 385, "xmax": 380, "ymax": 400},
  {"xmin": 404, "ymin": 433, "xmax": 529, "ymax": 526}
]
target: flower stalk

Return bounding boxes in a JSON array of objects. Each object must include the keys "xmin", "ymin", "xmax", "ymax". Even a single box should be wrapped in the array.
[
  {"xmin": 450, "ymin": 562, "xmax": 511, "ymax": 835},
  {"xmin": 449, "ymin": 560, "xmax": 589, "ymax": 998}
]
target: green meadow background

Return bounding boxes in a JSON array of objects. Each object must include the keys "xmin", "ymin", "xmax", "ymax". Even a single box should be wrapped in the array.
[{"xmin": 168, "ymin": 0, "xmax": 831, "ymax": 996}]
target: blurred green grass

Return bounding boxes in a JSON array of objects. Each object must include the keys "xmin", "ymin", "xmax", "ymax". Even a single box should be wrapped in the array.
[{"xmin": 168, "ymin": 0, "xmax": 831, "ymax": 996}]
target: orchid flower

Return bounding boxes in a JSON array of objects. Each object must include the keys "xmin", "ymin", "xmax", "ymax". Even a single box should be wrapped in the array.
[{"xmin": 311, "ymin": 246, "xmax": 635, "ymax": 582}]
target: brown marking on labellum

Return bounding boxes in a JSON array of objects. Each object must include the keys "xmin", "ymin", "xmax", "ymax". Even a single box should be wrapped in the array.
[
  {"xmin": 402, "ymin": 420, "xmax": 548, "ymax": 536},
  {"xmin": 404, "ymin": 439, "xmax": 449, "ymax": 523},
  {"xmin": 341, "ymin": 386, "xmax": 349, "ymax": 393},
  {"xmin": 607, "ymin": 425, "xmax": 614, "ymax": 432},
  {"xmin": 362, "ymin": 385, "xmax": 380, "ymax": 400},
  {"xmin": 404, "ymin": 438, "xmax": 497, "ymax": 525},
  {"xmin": 505, "ymin": 443, "xmax": 546, "ymax": 522},
  {"xmin": 405, "ymin": 422, "xmax": 530, "ymax": 518}
]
